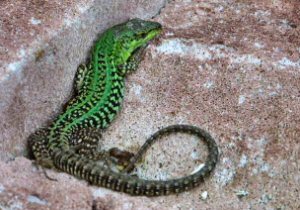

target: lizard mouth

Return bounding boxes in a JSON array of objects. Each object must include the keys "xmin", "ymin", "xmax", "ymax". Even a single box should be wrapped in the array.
[
  {"xmin": 129, "ymin": 28, "xmax": 162, "ymax": 59},
  {"xmin": 141, "ymin": 27, "xmax": 162, "ymax": 41},
  {"xmin": 135, "ymin": 28, "xmax": 162, "ymax": 52}
]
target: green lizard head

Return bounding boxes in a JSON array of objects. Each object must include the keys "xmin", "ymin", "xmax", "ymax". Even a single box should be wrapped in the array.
[{"xmin": 109, "ymin": 18, "xmax": 162, "ymax": 72}]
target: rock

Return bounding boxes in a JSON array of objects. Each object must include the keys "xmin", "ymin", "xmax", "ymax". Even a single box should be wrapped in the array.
[
  {"xmin": 0, "ymin": 157, "xmax": 92, "ymax": 210},
  {"xmin": 0, "ymin": 0, "xmax": 299, "ymax": 209}
]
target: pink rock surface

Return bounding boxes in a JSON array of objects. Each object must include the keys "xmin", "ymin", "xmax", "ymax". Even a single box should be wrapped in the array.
[
  {"xmin": 0, "ymin": 157, "xmax": 92, "ymax": 210},
  {"xmin": 0, "ymin": 0, "xmax": 299, "ymax": 209}
]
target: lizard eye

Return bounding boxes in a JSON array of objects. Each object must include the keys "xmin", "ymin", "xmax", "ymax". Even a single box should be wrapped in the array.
[{"xmin": 140, "ymin": 32, "xmax": 148, "ymax": 39}]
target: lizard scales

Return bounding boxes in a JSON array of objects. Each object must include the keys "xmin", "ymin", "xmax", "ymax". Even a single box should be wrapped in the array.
[{"xmin": 28, "ymin": 19, "xmax": 218, "ymax": 196}]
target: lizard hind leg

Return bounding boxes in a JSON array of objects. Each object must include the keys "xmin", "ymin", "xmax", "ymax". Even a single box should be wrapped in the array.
[
  {"xmin": 69, "ymin": 127, "xmax": 107, "ymax": 160},
  {"xmin": 107, "ymin": 147, "xmax": 135, "ymax": 173},
  {"xmin": 27, "ymin": 128, "xmax": 54, "ymax": 169},
  {"xmin": 70, "ymin": 128, "xmax": 136, "ymax": 173}
]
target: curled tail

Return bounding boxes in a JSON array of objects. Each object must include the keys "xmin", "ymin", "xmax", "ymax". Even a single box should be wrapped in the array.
[{"xmin": 52, "ymin": 124, "xmax": 218, "ymax": 196}]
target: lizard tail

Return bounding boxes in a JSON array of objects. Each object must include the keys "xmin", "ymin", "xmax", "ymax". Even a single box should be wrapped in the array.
[{"xmin": 52, "ymin": 124, "xmax": 218, "ymax": 196}]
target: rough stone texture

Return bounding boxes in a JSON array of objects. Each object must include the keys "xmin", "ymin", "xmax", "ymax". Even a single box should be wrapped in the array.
[
  {"xmin": 0, "ymin": 158, "xmax": 92, "ymax": 210},
  {"xmin": 0, "ymin": 0, "xmax": 300, "ymax": 209}
]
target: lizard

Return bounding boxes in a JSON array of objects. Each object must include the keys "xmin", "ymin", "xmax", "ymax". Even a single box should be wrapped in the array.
[{"xmin": 28, "ymin": 18, "xmax": 219, "ymax": 196}]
